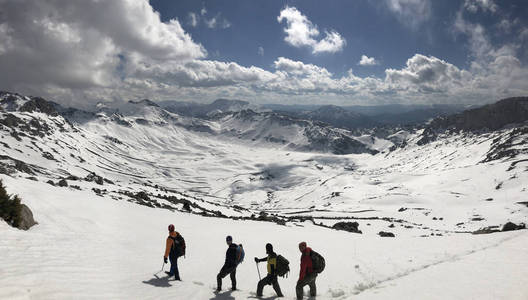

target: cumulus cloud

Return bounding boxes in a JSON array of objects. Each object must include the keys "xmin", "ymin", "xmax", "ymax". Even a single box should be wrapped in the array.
[
  {"xmin": 385, "ymin": 54, "xmax": 470, "ymax": 93},
  {"xmin": 464, "ymin": 0, "xmax": 498, "ymax": 13},
  {"xmin": 258, "ymin": 46, "xmax": 264, "ymax": 56},
  {"xmin": 0, "ymin": 0, "xmax": 205, "ymax": 104},
  {"xmin": 358, "ymin": 55, "xmax": 379, "ymax": 66},
  {"xmin": 0, "ymin": 0, "xmax": 526, "ymax": 107},
  {"xmin": 277, "ymin": 6, "xmax": 346, "ymax": 54},
  {"xmin": 383, "ymin": 0, "xmax": 431, "ymax": 29}
]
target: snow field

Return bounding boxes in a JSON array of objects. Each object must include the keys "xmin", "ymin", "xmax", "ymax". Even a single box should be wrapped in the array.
[{"xmin": 1, "ymin": 176, "xmax": 527, "ymax": 300}]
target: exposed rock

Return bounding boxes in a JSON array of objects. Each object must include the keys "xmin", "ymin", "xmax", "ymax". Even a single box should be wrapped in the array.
[
  {"xmin": 46, "ymin": 180, "xmax": 55, "ymax": 186},
  {"xmin": 378, "ymin": 231, "xmax": 395, "ymax": 237},
  {"xmin": 57, "ymin": 179, "xmax": 68, "ymax": 187},
  {"xmin": 18, "ymin": 204, "xmax": 38, "ymax": 230},
  {"xmin": 19, "ymin": 97, "xmax": 58, "ymax": 116},
  {"xmin": 42, "ymin": 152, "xmax": 55, "ymax": 160},
  {"xmin": 85, "ymin": 172, "xmax": 104, "ymax": 185},
  {"xmin": 332, "ymin": 221, "xmax": 362, "ymax": 234},
  {"xmin": 517, "ymin": 201, "xmax": 528, "ymax": 207},
  {"xmin": 473, "ymin": 226, "xmax": 501, "ymax": 235},
  {"xmin": 502, "ymin": 222, "xmax": 526, "ymax": 232},
  {"xmin": 0, "ymin": 113, "xmax": 23, "ymax": 127}
]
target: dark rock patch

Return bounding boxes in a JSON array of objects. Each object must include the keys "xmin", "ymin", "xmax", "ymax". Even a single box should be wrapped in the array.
[
  {"xmin": 18, "ymin": 204, "xmax": 38, "ymax": 230},
  {"xmin": 57, "ymin": 179, "xmax": 68, "ymax": 187},
  {"xmin": 378, "ymin": 231, "xmax": 395, "ymax": 237},
  {"xmin": 332, "ymin": 221, "xmax": 362, "ymax": 233},
  {"xmin": 502, "ymin": 222, "xmax": 526, "ymax": 232}
]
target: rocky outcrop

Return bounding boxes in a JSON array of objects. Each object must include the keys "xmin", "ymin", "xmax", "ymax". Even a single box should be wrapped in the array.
[
  {"xmin": 332, "ymin": 221, "xmax": 362, "ymax": 233},
  {"xmin": 20, "ymin": 97, "xmax": 59, "ymax": 116},
  {"xmin": 18, "ymin": 204, "xmax": 38, "ymax": 230},
  {"xmin": 429, "ymin": 97, "xmax": 528, "ymax": 132},
  {"xmin": 378, "ymin": 231, "xmax": 395, "ymax": 237}
]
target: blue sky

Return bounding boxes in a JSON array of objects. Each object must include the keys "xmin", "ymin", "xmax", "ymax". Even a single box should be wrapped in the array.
[
  {"xmin": 0, "ymin": 0, "xmax": 527, "ymax": 107},
  {"xmin": 149, "ymin": 0, "xmax": 527, "ymax": 77}
]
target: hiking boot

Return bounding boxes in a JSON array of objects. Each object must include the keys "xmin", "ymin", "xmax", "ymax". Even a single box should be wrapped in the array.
[
  {"xmin": 165, "ymin": 271, "xmax": 172, "ymax": 276},
  {"xmin": 231, "ymin": 287, "xmax": 237, "ymax": 291},
  {"xmin": 216, "ymin": 287, "xmax": 221, "ymax": 292}
]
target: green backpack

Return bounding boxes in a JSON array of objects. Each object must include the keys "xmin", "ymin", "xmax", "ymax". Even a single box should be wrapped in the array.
[
  {"xmin": 275, "ymin": 255, "xmax": 290, "ymax": 277},
  {"xmin": 310, "ymin": 250, "xmax": 325, "ymax": 273}
]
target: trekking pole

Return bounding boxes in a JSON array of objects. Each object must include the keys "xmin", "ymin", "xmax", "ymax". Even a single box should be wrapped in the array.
[{"xmin": 256, "ymin": 261, "xmax": 261, "ymax": 281}]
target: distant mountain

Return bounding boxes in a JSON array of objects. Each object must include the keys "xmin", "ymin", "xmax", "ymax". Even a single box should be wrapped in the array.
[
  {"xmin": 429, "ymin": 97, "xmax": 528, "ymax": 131},
  {"xmin": 375, "ymin": 105, "xmax": 465, "ymax": 125},
  {"xmin": 300, "ymin": 105, "xmax": 377, "ymax": 129},
  {"xmin": 0, "ymin": 91, "xmax": 379, "ymax": 155},
  {"xmin": 160, "ymin": 98, "xmax": 257, "ymax": 117},
  {"xmin": 210, "ymin": 109, "xmax": 379, "ymax": 154}
]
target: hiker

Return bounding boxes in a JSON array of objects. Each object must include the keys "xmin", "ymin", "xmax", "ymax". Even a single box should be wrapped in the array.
[
  {"xmin": 216, "ymin": 235, "xmax": 240, "ymax": 291},
  {"xmin": 296, "ymin": 242, "xmax": 317, "ymax": 300},
  {"xmin": 163, "ymin": 224, "xmax": 185, "ymax": 281},
  {"xmin": 255, "ymin": 243, "xmax": 284, "ymax": 297}
]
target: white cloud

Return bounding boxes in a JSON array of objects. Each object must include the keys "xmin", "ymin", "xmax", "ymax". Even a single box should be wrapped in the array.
[
  {"xmin": 258, "ymin": 46, "xmax": 264, "ymax": 56},
  {"xmin": 0, "ymin": 0, "xmax": 526, "ymax": 107},
  {"xmin": 464, "ymin": 0, "xmax": 498, "ymax": 13},
  {"xmin": 188, "ymin": 12, "xmax": 199, "ymax": 27},
  {"xmin": 385, "ymin": 54, "xmax": 470, "ymax": 93},
  {"xmin": 201, "ymin": 7, "xmax": 207, "ymax": 16},
  {"xmin": 383, "ymin": 0, "xmax": 431, "ymax": 29},
  {"xmin": 205, "ymin": 14, "xmax": 231, "ymax": 29},
  {"xmin": 277, "ymin": 6, "xmax": 346, "ymax": 54},
  {"xmin": 358, "ymin": 55, "xmax": 379, "ymax": 66}
]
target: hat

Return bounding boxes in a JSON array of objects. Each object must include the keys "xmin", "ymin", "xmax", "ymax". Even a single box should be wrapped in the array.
[
  {"xmin": 226, "ymin": 235, "xmax": 233, "ymax": 242},
  {"xmin": 168, "ymin": 224, "xmax": 175, "ymax": 232}
]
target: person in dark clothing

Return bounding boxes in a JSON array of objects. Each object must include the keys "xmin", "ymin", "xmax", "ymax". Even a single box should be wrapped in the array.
[
  {"xmin": 296, "ymin": 241, "xmax": 316, "ymax": 300},
  {"xmin": 216, "ymin": 235, "xmax": 240, "ymax": 291},
  {"xmin": 163, "ymin": 224, "xmax": 182, "ymax": 281},
  {"xmin": 255, "ymin": 243, "xmax": 284, "ymax": 298}
]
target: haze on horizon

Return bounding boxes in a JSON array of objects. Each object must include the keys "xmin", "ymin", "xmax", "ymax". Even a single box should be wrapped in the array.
[{"xmin": 0, "ymin": 0, "xmax": 527, "ymax": 109}]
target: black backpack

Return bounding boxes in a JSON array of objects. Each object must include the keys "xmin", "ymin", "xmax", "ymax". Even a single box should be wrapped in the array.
[
  {"xmin": 310, "ymin": 250, "xmax": 325, "ymax": 273},
  {"xmin": 170, "ymin": 234, "xmax": 186, "ymax": 258},
  {"xmin": 275, "ymin": 255, "xmax": 290, "ymax": 277}
]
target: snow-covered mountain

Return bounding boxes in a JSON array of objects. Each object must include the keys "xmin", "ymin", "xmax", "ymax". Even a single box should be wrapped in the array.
[
  {"xmin": 160, "ymin": 98, "xmax": 261, "ymax": 117},
  {"xmin": 1, "ymin": 91, "xmax": 528, "ymax": 299}
]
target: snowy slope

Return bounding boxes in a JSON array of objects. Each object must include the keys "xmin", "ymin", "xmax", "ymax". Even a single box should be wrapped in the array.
[
  {"xmin": 1, "ymin": 91, "xmax": 528, "ymax": 299},
  {"xmin": 0, "ymin": 176, "xmax": 527, "ymax": 300}
]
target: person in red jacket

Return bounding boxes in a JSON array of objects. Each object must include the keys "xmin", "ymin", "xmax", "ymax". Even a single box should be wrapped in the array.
[{"xmin": 296, "ymin": 242, "xmax": 316, "ymax": 300}]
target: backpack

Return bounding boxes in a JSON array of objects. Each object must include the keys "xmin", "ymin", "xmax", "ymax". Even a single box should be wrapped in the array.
[
  {"xmin": 310, "ymin": 250, "xmax": 325, "ymax": 273},
  {"xmin": 275, "ymin": 255, "xmax": 290, "ymax": 277},
  {"xmin": 236, "ymin": 244, "xmax": 245, "ymax": 264},
  {"xmin": 170, "ymin": 234, "xmax": 186, "ymax": 258}
]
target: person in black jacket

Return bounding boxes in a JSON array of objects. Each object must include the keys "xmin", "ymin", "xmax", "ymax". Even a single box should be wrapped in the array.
[
  {"xmin": 216, "ymin": 235, "xmax": 240, "ymax": 291},
  {"xmin": 255, "ymin": 243, "xmax": 283, "ymax": 297}
]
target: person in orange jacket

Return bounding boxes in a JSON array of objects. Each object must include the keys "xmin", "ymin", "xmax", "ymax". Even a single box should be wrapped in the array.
[
  {"xmin": 296, "ymin": 242, "xmax": 316, "ymax": 300},
  {"xmin": 163, "ymin": 224, "xmax": 183, "ymax": 280}
]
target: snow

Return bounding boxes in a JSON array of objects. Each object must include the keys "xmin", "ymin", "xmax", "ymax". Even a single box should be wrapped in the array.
[
  {"xmin": 1, "ymin": 175, "xmax": 528, "ymax": 300},
  {"xmin": 1, "ymin": 95, "xmax": 528, "ymax": 299}
]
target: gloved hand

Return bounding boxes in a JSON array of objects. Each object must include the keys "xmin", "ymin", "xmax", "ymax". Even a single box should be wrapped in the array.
[
  {"xmin": 164, "ymin": 257, "xmax": 168, "ymax": 264},
  {"xmin": 254, "ymin": 257, "xmax": 259, "ymax": 263}
]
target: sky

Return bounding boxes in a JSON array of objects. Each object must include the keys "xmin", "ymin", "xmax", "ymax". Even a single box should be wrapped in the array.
[{"xmin": 0, "ymin": 0, "xmax": 527, "ymax": 108}]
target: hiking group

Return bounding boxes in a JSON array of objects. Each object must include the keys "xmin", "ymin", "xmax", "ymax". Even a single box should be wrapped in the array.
[{"xmin": 163, "ymin": 224, "xmax": 326, "ymax": 299}]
